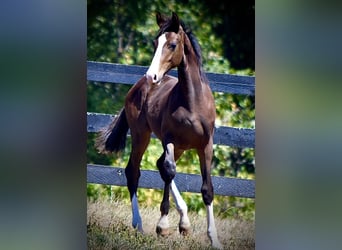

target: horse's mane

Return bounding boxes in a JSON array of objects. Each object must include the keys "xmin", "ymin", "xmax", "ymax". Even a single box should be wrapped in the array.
[{"xmin": 157, "ymin": 16, "xmax": 208, "ymax": 84}]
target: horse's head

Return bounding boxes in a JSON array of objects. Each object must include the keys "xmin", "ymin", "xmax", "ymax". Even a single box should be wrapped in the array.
[{"xmin": 146, "ymin": 12, "xmax": 184, "ymax": 85}]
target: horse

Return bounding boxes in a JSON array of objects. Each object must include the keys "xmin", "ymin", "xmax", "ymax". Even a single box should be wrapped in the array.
[{"xmin": 96, "ymin": 12, "xmax": 222, "ymax": 249}]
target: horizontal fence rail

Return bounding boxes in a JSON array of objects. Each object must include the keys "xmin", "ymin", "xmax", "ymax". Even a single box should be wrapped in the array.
[
  {"xmin": 87, "ymin": 61, "xmax": 255, "ymax": 198},
  {"xmin": 88, "ymin": 164, "xmax": 255, "ymax": 198},
  {"xmin": 87, "ymin": 61, "xmax": 255, "ymax": 96},
  {"xmin": 87, "ymin": 112, "xmax": 255, "ymax": 148}
]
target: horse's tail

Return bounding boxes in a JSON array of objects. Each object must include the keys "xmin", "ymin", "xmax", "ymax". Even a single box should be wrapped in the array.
[{"xmin": 95, "ymin": 108, "xmax": 129, "ymax": 154}]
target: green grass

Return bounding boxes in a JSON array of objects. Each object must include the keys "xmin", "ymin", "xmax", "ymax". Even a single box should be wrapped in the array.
[{"xmin": 87, "ymin": 199, "xmax": 254, "ymax": 249}]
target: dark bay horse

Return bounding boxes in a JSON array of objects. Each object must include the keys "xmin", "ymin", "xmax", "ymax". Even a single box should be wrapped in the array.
[{"xmin": 96, "ymin": 12, "xmax": 222, "ymax": 248}]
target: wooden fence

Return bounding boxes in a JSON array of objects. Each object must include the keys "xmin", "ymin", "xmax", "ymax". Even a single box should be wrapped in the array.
[{"xmin": 87, "ymin": 61, "xmax": 255, "ymax": 198}]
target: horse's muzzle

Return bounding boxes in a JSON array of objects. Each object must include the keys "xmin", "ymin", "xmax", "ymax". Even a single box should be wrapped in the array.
[{"xmin": 145, "ymin": 73, "xmax": 161, "ymax": 85}]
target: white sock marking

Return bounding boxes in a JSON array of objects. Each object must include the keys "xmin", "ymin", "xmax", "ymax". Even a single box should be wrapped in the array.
[
  {"xmin": 171, "ymin": 180, "xmax": 188, "ymax": 215},
  {"xmin": 171, "ymin": 180, "xmax": 191, "ymax": 230},
  {"xmin": 206, "ymin": 202, "xmax": 223, "ymax": 249},
  {"xmin": 157, "ymin": 214, "xmax": 169, "ymax": 229},
  {"xmin": 131, "ymin": 193, "xmax": 143, "ymax": 231}
]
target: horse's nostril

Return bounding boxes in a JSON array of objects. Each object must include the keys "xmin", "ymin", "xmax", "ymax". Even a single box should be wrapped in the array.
[{"xmin": 153, "ymin": 75, "xmax": 157, "ymax": 80}]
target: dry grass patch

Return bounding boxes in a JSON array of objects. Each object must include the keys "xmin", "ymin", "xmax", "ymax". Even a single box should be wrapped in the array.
[{"xmin": 87, "ymin": 199, "xmax": 254, "ymax": 249}]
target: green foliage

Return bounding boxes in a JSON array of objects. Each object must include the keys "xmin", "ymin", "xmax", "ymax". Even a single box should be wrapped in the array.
[
  {"xmin": 87, "ymin": 0, "xmax": 255, "ymax": 220},
  {"xmin": 87, "ymin": 82, "xmax": 130, "ymax": 113}
]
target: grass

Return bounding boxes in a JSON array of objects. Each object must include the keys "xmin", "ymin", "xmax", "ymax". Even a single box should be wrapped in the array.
[{"xmin": 87, "ymin": 198, "xmax": 254, "ymax": 249}]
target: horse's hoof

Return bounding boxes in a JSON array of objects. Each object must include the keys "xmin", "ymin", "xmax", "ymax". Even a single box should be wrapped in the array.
[
  {"xmin": 179, "ymin": 225, "xmax": 191, "ymax": 236},
  {"xmin": 212, "ymin": 241, "xmax": 223, "ymax": 249},
  {"xmin": 156, "ymin": 226, "xmax": 169, "ymax": 237}
]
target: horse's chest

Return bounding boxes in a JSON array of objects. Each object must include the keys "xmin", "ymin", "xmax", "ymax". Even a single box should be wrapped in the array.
[
  {"xmin": 171, "ymin": 107, "xmax": 194, "ymax": 126},
  {"xmin": 145, "ymin": 86, "xmax": 212, "ymax": 145},
  {"xmin": 168, "ymin": 107, "xmax": 206, "ymax": 137}
]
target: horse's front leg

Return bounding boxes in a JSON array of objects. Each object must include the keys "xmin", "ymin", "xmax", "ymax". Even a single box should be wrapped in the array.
[
  {"xmin": 198, "ymin": 140, "xmax": 223, "ymax": 249},
  {"xmin": 156, "ymin": 142, "xmax": 176, "ymax": 236},
  {"xmin": 170, "ymin": 180, "xmax": 191, "ymax": 235}
]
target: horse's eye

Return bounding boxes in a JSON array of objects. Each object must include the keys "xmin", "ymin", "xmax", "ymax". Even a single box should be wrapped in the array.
[{"xmin": 168, "ymin": 43, "xmax": 177, "ymax": 51}]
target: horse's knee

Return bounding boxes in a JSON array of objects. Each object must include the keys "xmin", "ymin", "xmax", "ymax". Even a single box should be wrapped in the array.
[
  {"xmin": 201, "ymin": 183, "xmax": 214, "ymax": 205},
  {"xmin": 164, "ymin": 159, "xmax": 176, "ymax": 179},
  {"xmin": 158, "ymin": 158, "xmax": 176, "ymax": 183}
]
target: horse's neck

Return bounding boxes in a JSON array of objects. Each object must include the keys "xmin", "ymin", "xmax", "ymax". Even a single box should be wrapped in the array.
[{"xmin": 177, "ymin": 48, "xmax": 204, "ymax": 107}]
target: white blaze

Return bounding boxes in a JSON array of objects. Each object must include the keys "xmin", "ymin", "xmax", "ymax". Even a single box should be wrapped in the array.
[{"xmin": 146, "ymin": 34, "xmax": 167, "ymax": 83}]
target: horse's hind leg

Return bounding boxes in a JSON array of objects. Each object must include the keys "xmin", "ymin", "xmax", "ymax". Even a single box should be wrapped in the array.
[
  {"xmin": 156, "ymin": 142, "xmax": 177, "ymax": 236},
  {"xmin": 125, "ymin": 131, "xmax": 151, "ymax": 232}
]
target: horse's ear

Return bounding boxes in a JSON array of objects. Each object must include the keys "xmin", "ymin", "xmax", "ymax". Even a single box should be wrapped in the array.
[
  {"xmin": 170, "ymin": 12, "xmax": 180, "ymax": 33},
  {"xmin": 156, "ymin": 12, "xmax": 165, "ymax": 27}
]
